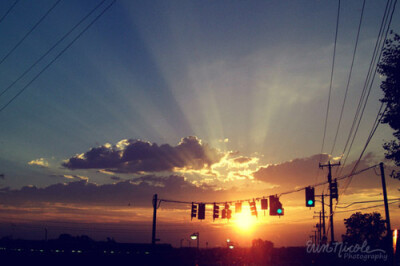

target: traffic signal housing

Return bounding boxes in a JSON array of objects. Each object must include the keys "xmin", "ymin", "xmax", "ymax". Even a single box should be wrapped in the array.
[
  {"xmin": 305, "ymin": 186, "xmax": 315, "ymax": 207},
  {"xmin": 269, "ymin": 195, "xmax": 284, "ymax": 216},
  {"xmin": 261, "ymin": 198, "xmax": 268, "ymax": 210},
  {"xmin": 330, "ymin": 180, "xmax": 338, "ymax": 200},
  {"xmin": 227, "ymin": 209, "xmax": 232, "ymax": 219},
  {"xmin": 191, "ymin": 203, "xmax": 197, "ymax": 220},
  {"xmin": 222, "ymin": 203, "xmax": 230, "ymax": 219},
  {"xmin": 249, "ymin": 200, "xmax": 258, "ymax": 217},
  {"xmin": 213, "ymin": 203, "xmax": 219, "ymax": 220},
  {"xmin": 235, "ymin": 202, "xmax": 242, "ymax": 213},
  {"xmin": 198, "ymin": 203, "xmax": 205, "ymax": 220}
]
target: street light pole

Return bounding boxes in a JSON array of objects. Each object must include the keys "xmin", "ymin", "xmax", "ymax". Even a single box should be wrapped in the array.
[{"xmin": 190, "ymin": 232, "xmax": 199, "ymax": 249}]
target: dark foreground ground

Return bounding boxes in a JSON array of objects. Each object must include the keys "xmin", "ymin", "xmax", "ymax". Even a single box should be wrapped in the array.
[{"xmin": 0, "ymin": 237, "xmax": 397, "ymax": 266}]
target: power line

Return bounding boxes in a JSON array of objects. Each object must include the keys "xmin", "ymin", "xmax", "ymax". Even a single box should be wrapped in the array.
[
  {"xmin": 326, "ymin": 195, "xmax": 393, "ymax": 238},
  {"xmin": 0, "ymin": 0, "xmax": 108, "ymax": 99},
  {"xmin": 336, "ymin": 0, "xmax": 397, "ymax": 201},
  {"xmin": 0, "ymin": 0, "xmax": 116, "ymax": 113},
  {"xmin": 334, "ymin": 200, "xmax": 400, "ymax": 214},
  {"xmin": 338, "ymin": 0, "xmax": 395, "ymax": 175},
  {"xmin": 336, "ymin": 198, "xmax": 400, "ymax": 208},
  {"xmin": 315, "ymin": 0, "xmax": 341, "ymax": 189},
  {"xmin": 348, "ymin": 0, "xmax": 398, "ymax": 175},
  {"xmin": 0, "ymin": 0, "xmax": 62, "ymax": 66},
  {"xmin": 0, "ymin": 0, "xmax": 19, "ymax": 24},
  {"xmin": 338, "ymin": 0, "xmax": 392, "ymax": 173},
  {"xmin": 320, "ymin": 0, "xmax": 341, "ymax": 161},
  {"xmin": 158, "ymin": 164, "xmax": 378, "ymax": 205},
  {"xmin": 330, "ymin": 0, "xmax": 366, "ymax": 156}
]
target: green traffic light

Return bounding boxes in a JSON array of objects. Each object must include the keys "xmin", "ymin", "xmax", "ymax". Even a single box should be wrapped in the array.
[
  {"xmin": 307, "ymin": 200, "xmax": 314, "ymax": 206},
  {"xmin": 277, "ymin": 208, "xmax": 282, "ymax": 214}
]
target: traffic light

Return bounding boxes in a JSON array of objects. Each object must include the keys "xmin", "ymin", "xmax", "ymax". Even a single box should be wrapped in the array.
[
  {"xmin": 261, "ymin": 198, "xmax": 268, "ymax": 210},
  {"xmin": 235, "ymin": 202, "xmax": 242, "ymax": 213},
  {"xmin": 213, "ymin": 203, "xmax": 219, "ymax": 220},
  {"xmin": 227, "ymin": 209, "xmax": 232, "ymax": 219},
  {"xmin": 191, "ymin": 203, "xmax": 197, "ymax": 220},
  {"xmin": 198, "ymin": 203, "xmax": 205, "ymax": 220},
  {"xmin": 330, "ymin": 180, "xmax": 338, "ymax": 200},
  {"xmin": 222, "ymin": 203, "xmax": 231, "ymax": 219},
  {"xmin": 249, "ymin": 200, "xmax": 258, "ymax": 217},
  {"xmin": 269, "ymin": 195, "xmax": 284, "ymax": 216},
  {"xmin": 305, "ymin": 186, "xmax": 315, "ymax": 207}
]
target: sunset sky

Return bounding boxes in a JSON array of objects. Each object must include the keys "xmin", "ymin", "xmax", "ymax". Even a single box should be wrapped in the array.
[{"xmin": 0, "ymin": 0, "xmax": 400, "ymax": 248}]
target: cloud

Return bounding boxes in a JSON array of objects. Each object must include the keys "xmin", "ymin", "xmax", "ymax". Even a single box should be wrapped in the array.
[
  {"xmin": 0, "ymin": 175, "xmax": 236, "ymax": 208},
  {"xmin": 28, "ymin": 158, "xmax": 49, "ymax": 168},
  {"xmin": 252, "ymin": 152, "xmax": 400, "ymax": 193},
  {"xmin": 65, "ymin": 175, "xmax": 89, "ymax": 181},
  {"xmin": 63, "ymin": 136, "xmax": 224, "ymax": 174},
  {"xmin": 233, "ymin": 157, "xmax": 252, "ymax": 164},
  {"xmin": 0, "ymin": 174, "xmax": 4, "ymax": 179},
  {"xmin": 253, "ymin": 154, "xmax": 331, "ymax": 187},
  {"xmin": 50, "ymin": 174, "xmax": 89, "ymax": 181}
]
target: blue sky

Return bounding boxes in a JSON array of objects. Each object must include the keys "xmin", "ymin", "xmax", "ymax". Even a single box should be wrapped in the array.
[
  {"xmin": 0, "ymin": 0, "xmax": 398, "ymax": 188},
  {"xmin": 0, "ymin": 0, "xmax": 399, "ymax": 247}
]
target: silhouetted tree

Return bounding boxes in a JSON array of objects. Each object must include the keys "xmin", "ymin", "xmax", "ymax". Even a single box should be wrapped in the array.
[
  {"xmin": 377, "ymin": 32, "xmax": 400, "ymax": 178},
  {"xmin": 58, "ymin": 233, "xmax": 73, "ymax": 241},
  {"xmin": 251, "ymin": 239, "xmax": 273, "ymax": 264},
  {"xmin": 342, "ymin": 212, "xmax": 385, "ymax": 247}
]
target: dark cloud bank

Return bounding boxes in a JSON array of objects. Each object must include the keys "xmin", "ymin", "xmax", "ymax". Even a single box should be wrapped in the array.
[
  {"xmin": 1, "ymin": 151, "xmax": 394, "ymax": 209},
  {"xmin": 0, "ymin": 175, "xmax": 225, "ymax": 208},
  {"xmin": 253, "ymin": 153, "xmax": 397, "ymax": 191},
  {"xmin": 253, "ymin": 154, "xmax": 331, "ymax": 186},
  {"xmin": 63, "ymin": 136, "xmax": 223, "ymax": 173}
]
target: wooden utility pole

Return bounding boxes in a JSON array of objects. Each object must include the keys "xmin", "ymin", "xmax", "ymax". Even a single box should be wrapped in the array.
[
  {"xmin": 380, "ymin": 163, "xmax": 392, "ymax": 236},
  {"xmin": 314, "ymin": 230, "xmax": 317, "ymax": 245},
  {"xmin": 319, "ymin": 212, "xmax": 322, "ymax": 243},
  {"xmin": 152, "ymin": 194, "xmax": 158, "ymax": 245},
  {"xmin": 321, "ymin": 194, "xmax": 326, "ymax": 239},
  {"xmin": 319, "ymin": 161, "xmax": 340, "ymax": 244},
  {"xmin": 313, "ymin": 212, "xmax": 322, "ymax": 244},
  {"xmin": 379, "ymin": 162, "xmax": 393, "ymax": 261}
]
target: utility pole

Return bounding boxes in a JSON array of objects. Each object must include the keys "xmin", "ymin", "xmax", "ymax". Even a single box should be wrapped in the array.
[
  {"xmin": 319, "ymin": 161, "xmax": 340, "ymax": 244},
  {"xmin": 313, "ymin": 212, "xmax": 322, "ymax": 244},
  {"xmin": 152, "ymin": 194, "xmax": 158, "ymax": 245},
  {"xmin": 314, "ymin": 224, "xmax": 320, "ymax": 244},
  {"xmin": 318, "ymin": 212, "xmax": 322, "ymax": 243},
  {"xmin": 322, "ymin": 194, "xmax": 326, "ymax": 240},
  {"xmin": 379, "ymin": 163, "xmax": 393, "ymax": 252},
  {"xmin": 315, "ymin": 193, "xmax": 327, "ymax": 243},
  {"xmin": 314, "ymin": 230, "xmax": 317, "ymax": 245}
]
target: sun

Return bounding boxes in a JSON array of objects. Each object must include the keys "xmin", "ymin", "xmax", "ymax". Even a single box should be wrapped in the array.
[{"xmin": 233, "ymin": 212, "xmax": 258, "ymax": 232}]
